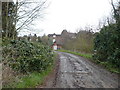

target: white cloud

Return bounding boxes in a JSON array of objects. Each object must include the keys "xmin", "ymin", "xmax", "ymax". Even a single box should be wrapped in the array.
[{"xmin": 19, "ymin": 0, "xmax": 113, "ymax": 36}]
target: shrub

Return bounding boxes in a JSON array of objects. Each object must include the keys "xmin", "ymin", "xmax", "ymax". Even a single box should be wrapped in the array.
[
  {"xmin": 2, "ymin": 40, "xmax": 54, "ymax": 73},
  {"xmin": 93, "ymin": 24, "xmax": 120, "ymax": 69}
]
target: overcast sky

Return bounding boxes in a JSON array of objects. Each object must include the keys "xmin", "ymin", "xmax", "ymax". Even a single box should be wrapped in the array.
[{"xmin": 18, "ymin": 0, "xmax": 115, "ymax": 36}]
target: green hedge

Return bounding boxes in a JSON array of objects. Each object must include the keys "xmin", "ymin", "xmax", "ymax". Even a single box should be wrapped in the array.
[
  {"xmin": 2, "ymin": 40, "xmax": 54, "ymax": 73},
  {"xmin": 93, "ymin": 24, "xmax": 120, "ymax": 71}
]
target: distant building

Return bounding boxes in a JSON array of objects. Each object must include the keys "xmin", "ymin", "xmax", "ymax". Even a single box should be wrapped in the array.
[{"xmin": 48, "ymin": 30, "xmax": 76, "ymax": 50}]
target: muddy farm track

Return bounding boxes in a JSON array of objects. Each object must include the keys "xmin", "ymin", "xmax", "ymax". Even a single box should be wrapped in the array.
[{"xmin": 39, "ymin": 52, "xmax": 119, "ymax": 88}]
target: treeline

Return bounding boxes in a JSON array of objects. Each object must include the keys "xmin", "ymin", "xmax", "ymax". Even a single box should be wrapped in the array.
[
  {"xmin": 17, "ymin": 34, "xmax": 50, "ymax": 46},
  {"xmin": 63, "ymin": 30, "xmax": 94, "ymax": 53}
]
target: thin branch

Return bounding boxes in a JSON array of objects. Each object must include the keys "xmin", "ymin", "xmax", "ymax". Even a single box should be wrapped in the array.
[{"xmin": 17, "ymin": 1, "xmax": 47, "ymax": 31}]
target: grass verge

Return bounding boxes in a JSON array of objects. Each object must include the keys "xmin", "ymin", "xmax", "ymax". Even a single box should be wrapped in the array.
[
  {"xmin": 94, "ymin": 60, "xmax": 119, "ymax": 74},
  {"xmin": 58, "ymin": 49, "xmax": 92, "ymax": 59},
  {"xmin": 58, "ymin": 49, "xmax": 119, "ymax": 74},
  {"xmin": 4, "ymin": 53, "xmax": 58, "ymax": 88}
]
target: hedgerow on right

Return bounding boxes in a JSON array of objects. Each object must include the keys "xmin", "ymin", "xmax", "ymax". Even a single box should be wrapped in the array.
[{"xmin": 93, "ymin": 1, "xmax": 120, "ymax": 72}]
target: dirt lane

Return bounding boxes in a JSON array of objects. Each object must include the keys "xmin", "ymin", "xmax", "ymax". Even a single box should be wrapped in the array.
[{"xmin": 54, "ymin": 52, "xmax": 118, "ymax": 88}]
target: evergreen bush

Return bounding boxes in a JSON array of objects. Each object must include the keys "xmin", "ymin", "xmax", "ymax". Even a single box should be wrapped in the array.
[{"xmin": 2, "ymin": 40, "xmax": 54, "ymax": 73}]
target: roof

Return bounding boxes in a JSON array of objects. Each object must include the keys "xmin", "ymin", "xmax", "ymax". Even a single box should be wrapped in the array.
[
  {"xmin": 48, "ymin": 34, "xmax": 61, "ymax": 37},
  {"xmin": 48, "ymin": 30, "xmax": 76, "ymax": 45}
]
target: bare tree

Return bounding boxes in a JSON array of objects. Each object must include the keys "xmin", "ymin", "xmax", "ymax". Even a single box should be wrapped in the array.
[
  {"xmin": 111, "ymin": 0, "xmax": 120, "ymax": 23},
  {"xmin": 16, "ymin": 0, "xmax": 48, "ymax": 31},
  {"xmin": 2, "ymin": 0, "xmax": 48, "ymax": 39},
  {"xmin": 2, "ymin": 1, "xmax": 16, "ymax": 39}
]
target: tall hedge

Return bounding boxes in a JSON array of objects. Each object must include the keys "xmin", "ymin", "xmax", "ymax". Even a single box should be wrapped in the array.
[
  {"xmin": 93, "ymin": 24, "xmax": 120, "ymax": 68},
  {"xmin": 93, "ymin": 2, "xmax": 120, "ymax": 69},
  {"xmin": 2, "ymin": 40, "xmax": 54, "ymax": 73}
]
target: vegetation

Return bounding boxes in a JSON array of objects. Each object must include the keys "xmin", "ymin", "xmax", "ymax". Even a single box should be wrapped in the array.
[
  {"xmin": 60, "ymin": 1, "xmax": 120, "ymax": 73},
  {"xmin": 58, "ymin": 49, "xmax": 92, "ymax": 59},
  {"xmin": 2, "ymin": 0, "xmax": 47, "ymax": 40},
  {"xmin": 93, "ymin": 1, "xmax": 120, "ymax": 73},
  {"xmin": 1, "ymin": 0, "xmax": 120, "ymax": 88},
  {"xmin": 2, "ymin": 40, "xmax": 54, "ymax": 73},
  {"xmin": 63, "ymin": 30, "xmax": 94, "ymax": 54},
  {"xmin": 4, "ymin": 53, "xmax": 57, "ymax": 88},
  {"xmin": 2, "ymin": 39, "xmax": 56, "ymax": 87},
  {"xmin": 2, "ymin": 0, "xmax": 55, "ymax": 88},
  {"xmin": 2, "ymin": 1, "xmax": 17, "ymax": 39}
]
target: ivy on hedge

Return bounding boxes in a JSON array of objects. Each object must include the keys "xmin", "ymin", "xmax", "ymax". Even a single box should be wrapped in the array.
[
  {"xmin": 93, "ymin": 24, "xmax": 120, "ymax": 69},
  {"xmin": 93, "ymin": 2, "xmax": 120, "ymax": 70},
  {"xmin": 2, "ymin": 40, "xmax": 54, "ymax": 73}
]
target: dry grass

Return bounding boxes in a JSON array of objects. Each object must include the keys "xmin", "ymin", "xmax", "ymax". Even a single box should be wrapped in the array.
[{"xmin": 2, "ymin": 64, "xmax": 20, "ymax": 88}]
